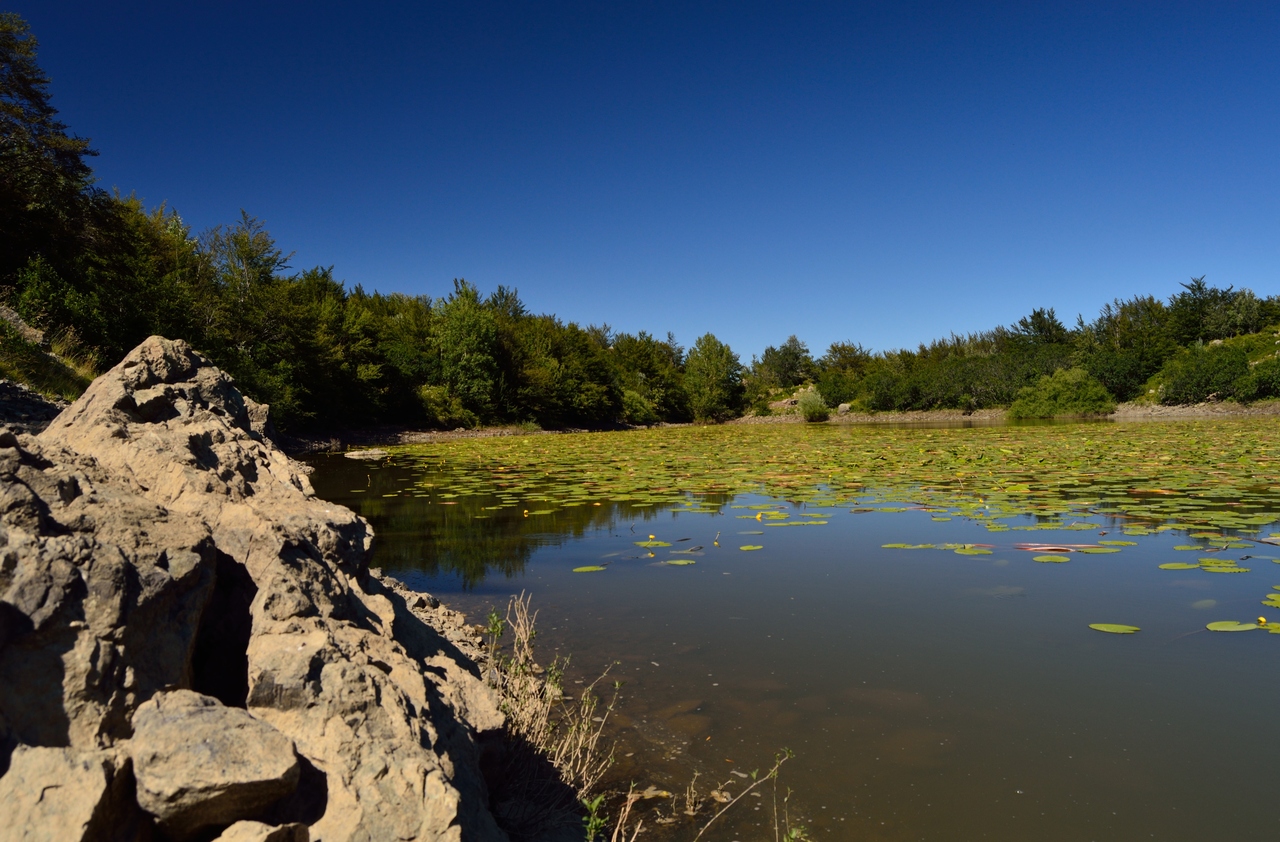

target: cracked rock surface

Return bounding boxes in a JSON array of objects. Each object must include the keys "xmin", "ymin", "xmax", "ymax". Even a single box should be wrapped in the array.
[{"xmin": 0, "ymin": 336, "xmax": 509, "ymax": 842}]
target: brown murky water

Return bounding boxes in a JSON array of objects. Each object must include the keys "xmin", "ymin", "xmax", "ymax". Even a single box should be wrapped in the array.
[{"xmin": 309, "ymin": 430, "xmax": 1280, "ymax": 840}]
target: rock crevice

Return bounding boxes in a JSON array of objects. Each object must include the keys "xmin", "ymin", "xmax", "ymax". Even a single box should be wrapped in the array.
[{"xmin": 0, "ymin": 337, "xmax": 508, "ymax": 842}]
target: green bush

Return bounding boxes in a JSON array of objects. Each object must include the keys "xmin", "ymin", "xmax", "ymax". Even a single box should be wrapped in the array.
[
  {"xmin": 1155, "ymin": 343, "xmax": 1249, "ymax": 404},
  {"xmin": 1236, "ymin": 356, "xmax": 1280, "ymax": 401},
  {"xmin": 418, "ymin": 384, "xmax": 477, "ymax": 429},
  {"xmin": 798, "ymin": 390, "xmax": 829, "ymax": 422},
  {"xmin": 1007, "ymin": 367, "xmax": 1115, "ymax": 419},
  {"xmin": 620, "ymin": 389, "xmax": 658, "ymax": 425}
]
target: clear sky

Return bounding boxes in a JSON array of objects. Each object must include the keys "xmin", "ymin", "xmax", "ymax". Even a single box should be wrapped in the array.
[{"xmin": 19, "ymin": 1, "xmax": 1280, "ymax": 360}]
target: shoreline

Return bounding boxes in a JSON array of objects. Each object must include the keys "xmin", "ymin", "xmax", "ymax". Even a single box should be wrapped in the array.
[
  {"xmin": 6, "ymin": 378, "xmax": 1277, "ymax": 455},
  {"xmin": 287, "ymin": 398, "xmax": 1280, "ymax": 453}
]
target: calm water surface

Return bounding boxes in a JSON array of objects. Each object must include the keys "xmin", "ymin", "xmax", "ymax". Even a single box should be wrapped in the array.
[{"xmin": 309, "ymin": 424, "xmax": 1280, "ymax": 840}]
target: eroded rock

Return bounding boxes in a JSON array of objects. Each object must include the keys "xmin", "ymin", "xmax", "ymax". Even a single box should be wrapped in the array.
[
  {"xmin": 0, "ymin": 745, "xmax": 142, "ymax": 842},
  {"xmin": 1, "ymin": 336, "xmax": 510, "ymax": 841},
  {"xmin": 131, "ymin": 691, "xmax": 300, "ymax": 840}
]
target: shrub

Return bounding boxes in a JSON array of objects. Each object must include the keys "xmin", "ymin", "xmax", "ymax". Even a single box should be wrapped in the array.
[
  {"xmin": 418, "ymin": 384, "xmax": 477, "ymax": 428},
  {"xmin": 1007, "ymin": 367, "xmax": 1115, "ymax": 419},
  {"xmin": 1155, "ymin": 343, "xmax": 1249, "ymax": 404},
  {"xmin": 798, "ymin": 389, "xmax": 829, "ymax": 422},
  {"xmin": 1236, "ymin": 355, "xmax": 1280, "ymax": 402},
  {"xmin": 620, "ymin": 389, "xmax": 658, "ymax": 425}
]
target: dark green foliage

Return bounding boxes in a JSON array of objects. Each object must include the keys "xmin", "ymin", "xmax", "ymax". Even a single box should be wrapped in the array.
[
  {"xmin": 1155, "ymin": 342, "xmax": 1250, "ymax": 404},
  {"xmin": 1237, "ymin": 356, "xmax": 1280, "ymax": 402},
  {"xmin": 1167, "ymin": 277, "xmax": 1263, "ymax": 344},
  {"xmin": 1007, "ymin": 368, "xmax": 1115, "ymax": 419},
  {"xmin": 815, "ymin": 341, "xmax": 872, "ymax": 407},
  {"xmin": 684, "ymin": 333, "xmax": 744, "ymax": 422},
  {"xmin": 610, "ymin": 331, "xmax": 689, "ymax": 422},
  {"xmin": 859, "ymin": 321, "xmax": 1074, "ymax": 412},
  {"xmin": 753, "ymin": 335, "xmax": 814, "ymax": 389},
  {"xmin": 0, "ymin": 13, "xmax": 98, "ymax": 285},
  {"xmin": 1073, "ymin": 295, "xmax": 1178, "ymax": 401}
]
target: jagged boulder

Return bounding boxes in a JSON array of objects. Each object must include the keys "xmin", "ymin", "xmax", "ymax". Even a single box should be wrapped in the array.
[
  {"xmin": 131, "ymin": 691, "xmax": 300, "ymax": 840},
  {"xmin": 1, "ymin": 336, "xmax": 509, "ymax": 841}
]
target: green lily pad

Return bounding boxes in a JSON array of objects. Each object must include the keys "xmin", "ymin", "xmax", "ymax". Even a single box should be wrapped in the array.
[
  {"xmin": 739, "ymin": 545, "xmax": 763, "ymax": 551},
  {"xmin": 1079, "ymin": 547, "xmax": 1121, "ymax": 554},
  {"xmin": 1089, "ymin": 623, "xmax": 1140, "ymax": 634},
  {"xmin": 738, "ymin": 530, "xmax": 764, "ymax": 535},
  {"xmin": 1158, "ymin": 562, "xmax": 1201, "ymax": 570},
  {"xmin": 664, "ymin": 559, "xmax": 696, "ymax": 566},
  {"xmin": 955, "ymin": 548, "xmax": 992, "ymax": 555},
  {"xmin": 1098, "ymin": 540, "xmax": 1138, "ymax": 546},
  {"xmin": 572, "ymin": 565, "xmax": 607, "ymax": 573},
  {"xmin": 634, "ymin": 540, "xmax": 672, "ymax": 548},
  {"xmin": 1033, "ymin": 555, "xmax": 1070, "ymax": 563},
  {"xmin": 1205, "ymin": 621, "xmax": 1259, "ymax": 632},
  {"xmin": 1172, "ymin": 545, "xmax": 1201, "ymax": 551}
]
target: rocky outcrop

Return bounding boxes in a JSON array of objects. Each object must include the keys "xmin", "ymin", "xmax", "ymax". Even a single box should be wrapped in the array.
[{"xmin": 0, "ymin": 337, "xmax": 510, "ymax": 841}]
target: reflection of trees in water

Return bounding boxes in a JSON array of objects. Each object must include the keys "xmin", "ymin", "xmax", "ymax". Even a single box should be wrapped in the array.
[{"xmin": 307, "ymin": 454, "xmax": 734, "ymax": 589}]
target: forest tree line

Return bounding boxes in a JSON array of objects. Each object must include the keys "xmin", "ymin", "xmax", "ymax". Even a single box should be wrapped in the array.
[{"xmin": 4, "ymin": 13, "xmax": 1280, "ymax": 431}]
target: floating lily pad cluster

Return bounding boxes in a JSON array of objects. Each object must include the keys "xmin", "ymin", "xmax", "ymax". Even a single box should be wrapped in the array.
[
  {"xmin": 362, "ymin": 420, "xmax": 1280, "ymax": 632},
  {"xmin": 380, "ymin": 421, "xmax": 1280, "ymax": 532}
]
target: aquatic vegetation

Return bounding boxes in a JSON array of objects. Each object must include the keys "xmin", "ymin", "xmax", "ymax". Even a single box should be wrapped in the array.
[
  {"xmin": 1088, "ymin": 623, "xmax": 1140, "ymax": 634},
  {"xmin": 326, "ymin": 419, "xmax": 1280, "ymax": 636},
  {"xmin": 375, "ymin": 420, "xmax": 1280, "ymax": 535}
]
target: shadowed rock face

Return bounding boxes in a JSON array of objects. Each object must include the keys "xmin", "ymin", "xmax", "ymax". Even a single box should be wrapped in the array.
[{"xmin": 0, "ymin": 336, "xmax": 508, "ymax": 842}]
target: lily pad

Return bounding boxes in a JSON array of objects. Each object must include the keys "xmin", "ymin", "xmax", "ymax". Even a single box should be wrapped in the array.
[
  {"xmin": 572, "ymin": 565, "xmax": 607, "ymax": 573},
  {"xmin": 1033, "ymin": 555, "xmax": 1070, "ymax": 563},
  {"xmin": 1098, "ymin": 540, "xmax": 1138, "ymax": 546},
  {"xmin": 1079, "ymin": 547, "xmax": 1121, "ymax": 554},
  {"xmin": 1089, "ymin": 624, "xmax": 1140, "ymax": 634},
  {"xmin": 954, "ymin": 548, "xmax": 992, "ymax": 555},
  {"xmin": 739, "ymin": 545, "xmax": 764, "ymax": 551},
  {"xmin": 664, "ymin": 559, "xmax": 696, "ymax": 566},
  {"xmin": 634, "ymin": 540, "xmax": 672, "ymax": 548},
  {"xmin": 1158, "ymin": 562, "xmax": 1201, "ymax": 570},
  {"xmin": 1205, "ymin": 621, "xmax": 1259, "ymax": 632}
]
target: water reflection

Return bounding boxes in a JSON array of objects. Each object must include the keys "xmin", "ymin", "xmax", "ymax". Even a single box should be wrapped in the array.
[{"xmin": 308, "ymin": 431, "xmax": 1280, "ymax": 841}]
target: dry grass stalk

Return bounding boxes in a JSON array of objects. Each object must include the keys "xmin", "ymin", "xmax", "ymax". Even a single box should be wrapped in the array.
[
  {"xmin": 491, "ymin": 591, "xmax": 617, "ymax": 798},
  {"xmin": 609, "ymin": 785, "xmax": 644, "ymax": 842}
]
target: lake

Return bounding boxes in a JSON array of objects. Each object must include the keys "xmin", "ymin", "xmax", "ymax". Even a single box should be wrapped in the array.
[{"xmin": 308, "ymin": 420, "xmax": 1280, "ymax": 840}]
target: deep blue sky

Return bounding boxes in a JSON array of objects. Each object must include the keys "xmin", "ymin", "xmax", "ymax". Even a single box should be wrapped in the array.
[{"xmin": 19, "ymin": 1, "xmax": 1280, "ymax": 360}]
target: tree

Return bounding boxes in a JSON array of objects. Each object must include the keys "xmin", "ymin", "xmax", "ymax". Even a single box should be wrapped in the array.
[
  {"xmin": 1012, "ymin": 308, "xmax": 1069, "ymax": 345},
  {"xmin": 684, "ymin": 333, "xmax": 743, "ymax": 422},
  {"xmin": 754, "ymin": 335, "xmax": 814, "ymax": 389},
  {"xmin": 436, "ymin": 279, "xmax": 499, "ymax": 421},
  {"xmin": 0, "ymin": 13, "xmax": 98, "ymax": 283}
]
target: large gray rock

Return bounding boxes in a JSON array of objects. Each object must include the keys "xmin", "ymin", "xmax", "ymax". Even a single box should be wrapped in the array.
[
  {"xmin": 0, "ymin": 745, "xmax": 141, "ymax": 842},
  {"xmin": 131, "ymin": 691, "xmax": 299, "ymax": 840},
  {"xmin": 22, "ymin": 337, "xmax": 507, "ymax": 842}
]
